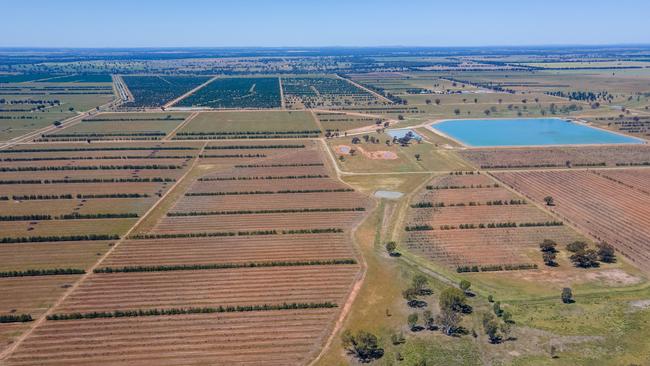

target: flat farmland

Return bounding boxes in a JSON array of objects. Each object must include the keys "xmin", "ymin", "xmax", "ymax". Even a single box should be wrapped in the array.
[
  {"xmin": 102, "ymin": 233, "xmax": 355, "ymax": 267},
  {"xmin": 0, "ymin": 241, "xmax": 113, "ymax": 271},
  {"xmin": 122, "ymin": 75, "xmax": 210, "ymax": 108},
  {"xmin": 315, "ymin": 111, "xmax": 382, "ymax": 133},
  {"xmin": 174, "ymin": 110, "xmax": 320, "ymax": 139},
  {"xmin": 282, "ymin": 76, "xmax": 380, "ymax": 109},
  {"xmin": 5, "ymin": 309, "xmax": 339, "ymax": 366},
  {"xmin": 41, "ymin": 112, "xmax": 189, "ymax": 141},
  {"xmin": 2, "ymin": 140, "xmax": 372, "ymax": 365},
  {"xmin": 460, "ymin": 145, "xmax": 650, "ymax": 169},
  {"xmin": 403, "ymin": 173, "xmax": 586, "ymax": 270},
  {"xmin": 494, "ymin": 169, "xmax": 650, "ymax": 270},
  {"xmin": 175, "ymin": 77, "xmax": 281, "ymax": 109},
  {"xmin": 0, "ymin": 141, "xmax": 199, "ymax": 353},
  {"xmin": 0, "ymin": 81, "xmax": 116, "ymax": 141}
]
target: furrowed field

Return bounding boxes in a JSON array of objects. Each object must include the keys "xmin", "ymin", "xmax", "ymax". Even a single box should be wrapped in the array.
[
  {"xmin": 403, "ymin": 172, "xmax": 585, "ymax": 271},
  {"xmin": 2, "ymin": 140, "xmax": 373, "ymax": 365},
  {"xmin": 0, "ymin": 141, "xmax": 201, "ymax": 351}
]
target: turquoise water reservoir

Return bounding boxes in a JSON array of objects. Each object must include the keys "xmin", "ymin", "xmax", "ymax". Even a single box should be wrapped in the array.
[{"xmin": 431, "ymin": 118, "xmax": 643, "ymax": 147}]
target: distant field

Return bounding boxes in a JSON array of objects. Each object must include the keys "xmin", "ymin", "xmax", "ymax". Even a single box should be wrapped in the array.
[
  {"xmin": 122, "ymin": 75, "xmax": 210, "ymax": 108},
  {"xmin": 282, "ymin": 76, "xmax": 379, "ymax": 109},
  {"xmin": 176, "ymin": 77, "xmax": 281, "ymax": 109},
  {"xmin": 174, "ymin": 110, "xmax": 320, "ymax": 139},
  {"xmin": 41, "ymin": 112, "xmax": 189, "ymax": 141}
]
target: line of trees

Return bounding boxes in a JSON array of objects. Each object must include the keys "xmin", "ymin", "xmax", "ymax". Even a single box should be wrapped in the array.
[
  {"xmin": 0, "ymin": 268, "xmax": 85, "ymax": 278},
  {"xmin": 203, "ymin": 144, "xmax": 305, "ymax": 150},
  {"xmin": 167, "ymin": 207, "xmax": 366, "ymax": 216},
  {"xmin": 94, "ymin": 259, "xmax": 357, "ymax": 274},
  {"xmin": 47, "ymin": 302, "xmax": 338, "ymax": 321},
  {"xmin": 0, "ymin": 234, "xmax": 119, "ymax": 244},
  {"xmin": 0, "ymin": 165, "xmax": 180, "ymax": 172},
  {"xmin": 198, "ymin": 174, "xmax": 328, "ymax": 181}
]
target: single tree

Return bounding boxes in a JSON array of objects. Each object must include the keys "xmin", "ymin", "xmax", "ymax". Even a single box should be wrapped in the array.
[
  {"xmin": 412, "ymin": 274, "xmax": 429, "ymax": 295},
  {"xmin": 407, "ymin": 313, "xmax": 419, "ymax": 331},
  {"xmin": 341, "ymin": 329, "xmax": 383, "ymax": 362},
  {"xmin": 543, "ymin": 196, "xmax": 554, "ymax": 206},
  {"xmin": 414, "ymin": 153, "xmax": 421, "ymax": 161},
  {"xmin": 437, "ymin": 307, "xmax": 461, "ymax": 335},
  {"xmin": 561, "ymin": 287, "xmax": 573, "ymax": 303},
  {"xmin": 596, "ymin": 242, "xmax": 616, "ymax": 263},
  {"xmin": 539, "ymin": 239, "xmax": 557, "ymax": 253},
  {"xmin": 459, "ymin": 279, "xmax": 471, "ymax": 294},
  {"xmin": 566, "ymin": 241, "xmax": 588, "ymax": 253},
  {"xmin": 543, "ymin": 251, "xmax": 557, "ymax": 266},
  {"xmin": 385, "ymin": 241, "xmax": 397, "ymax": 255},
  {"xmin": 482, "ymin": 312, "xmax": 501, "ymax": 344},
  {"xmin": 439, "ymin": 287, "xmax": 467, "ymax": 312}
]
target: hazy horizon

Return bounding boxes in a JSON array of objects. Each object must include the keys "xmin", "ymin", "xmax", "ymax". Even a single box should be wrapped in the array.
[{"xmin": 2, "ymin": 0, "xmax": 649, "ymax": 48}]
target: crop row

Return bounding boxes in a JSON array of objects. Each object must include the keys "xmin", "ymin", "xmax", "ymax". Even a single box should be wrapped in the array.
[
  {"xmin": 0, "ymin": 178, "xmax": 174, "ymax": 185},
  {"xmin": 0, "ymin": 268, "xmax": 85, "ymax": 278},
  {"xmin": 0, "ymin": 165, "xmax": 180, "ymax": 172},
  {"xmin": 0, "ymin": 147, "xmax": 197, "ymax": 153},
  {"xmin": 46, "ymin": 302, "xmax": 337, "ymax": 321},
  {"xmin": 1, "ymin": 155, "xmax": 195, "ymax": 162},
  {"xmin": 129, "ymin": 228, "xmax": 344, "ymax": 240},
  {"xmin": 93, "ymin": 259, "xmax": 356, "ymax": 273},
  {"xmin": 204, "ymin": 144, "xmax": 304, "ymax": 150},
  {"xmin": 7, "ymin": 193, "xmax": 150, "ymax": 200},
  {"xmin": 198, "ymin": 174, "xmax": 328, "ymax": 181},
  {"xmin": 167, "ymin": 207, "xmax": 366, "ymax": 216},
  {"xmin": 185, "ymin": 188, "xmax": 353, "ymax": 196},
  {"xmin": 0, "ymin": 234, "xmax": 119, "ymax": 244}
]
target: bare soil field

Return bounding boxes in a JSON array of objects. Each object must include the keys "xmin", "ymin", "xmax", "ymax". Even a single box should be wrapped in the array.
[
  {"xmin": 403, "ymin": 173, "xmax": 587, "ymax": 269},
  {"xmin": 460, "ymin": 145, "xmax": 650, "ymax": 169},
  {"xmin": 494, "ymin": 169, "xmax": 650, "ymax": 270},
  {"xmin": 5, "ymin": 309, "xmax": 339, "ymax": 366},
  {"xmin": 2, "ymin": 140, "xmax": 372, "ymax": 366}
]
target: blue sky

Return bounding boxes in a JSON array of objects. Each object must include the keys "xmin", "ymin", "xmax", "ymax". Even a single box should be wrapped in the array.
[{"xmin": 2, "ymin": 0, "xmax": 649, "ymax": 47}]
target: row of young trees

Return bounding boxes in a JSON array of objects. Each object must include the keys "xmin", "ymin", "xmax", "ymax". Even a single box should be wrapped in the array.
[
  {"xmin": 95, "ymin": 259, "xmax": 356, "ymax": 274},
  {"xmin": 47, "ymin": 302, "xmax": 337, "ymax": 321},
  {"xmin": 167, "ymin": 207, "xmax": 366, "ymax": 217},
  {"xmin": 198, "ymin": 174, "xmax": 328, "ymax": 181}
]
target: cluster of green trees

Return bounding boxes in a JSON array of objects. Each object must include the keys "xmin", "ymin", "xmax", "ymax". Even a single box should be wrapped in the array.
[
  {"xmin": 48, "ymin": 302, "xmax": 337, "ymax": 321},
  {"xmin": 457, "ymin": 263, "xmax": 538, "ymax": 273},
  {"xmin": 566, "ymin": 241, "xmax": 616, "ymax": 268},
  {"xmin": 0, "ymin": 234, "xmax": 119, "ymax": 244},
  {"xmin": 94, "ymin": 259, "xmax": 356, "ymax": 274},
  {"xmin": 168, "ymin": 207, "xmax": 366, "ymax": 217},
  {"xmin": 0, "ymin": 268, "xmax": 85, "ymax": 278}
]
